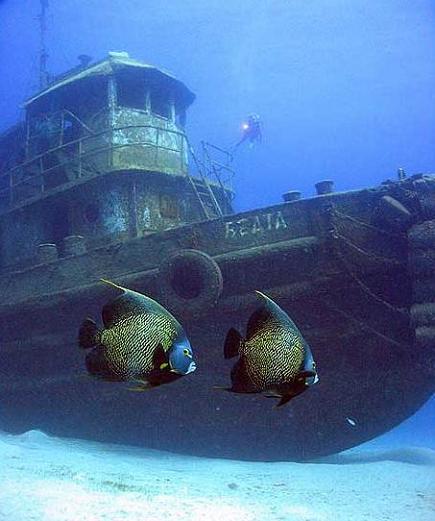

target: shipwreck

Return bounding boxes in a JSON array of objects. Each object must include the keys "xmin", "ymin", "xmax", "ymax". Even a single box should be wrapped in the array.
[{"xmin": 0, "ymin": 49, "xmax": 434, "ymax": 460}]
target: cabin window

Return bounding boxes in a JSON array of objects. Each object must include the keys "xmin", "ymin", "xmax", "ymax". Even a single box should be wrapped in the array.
[
  {"xmin": 151, "ymin": 91, "xmax": 170, "ymax": 119},
  {"xmin": 175, "ymin": 108, "xmax": 186, "ymax": 127},
  {"xmin": 117, "ymin": 75, "xmax": 145, "ymax": 110},
  {"xmin": 159, "ymin": 194, "xmax": 179, "ymax": 219},
  {"xmin": 29, "ymin": 114, "xmax": 61, "ymax": 153}
]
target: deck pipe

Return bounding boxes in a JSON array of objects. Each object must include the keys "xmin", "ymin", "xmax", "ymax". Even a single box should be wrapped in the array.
[
  {"xmin": 63, "ymin": 235, "xmax": 87, "ymax": 256},
  {"xmin": 37, "ymin": 243, "xmax": 58, "ymax": 263},
  {"xmin": 282, "ymin": 190, "xmax": 302, "ymax": 202},
  {"xmin": 315, "ymin": 180, "xmax": 334, "ymax": 195}
]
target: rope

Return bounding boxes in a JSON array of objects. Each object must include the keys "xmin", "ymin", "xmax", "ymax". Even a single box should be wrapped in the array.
[
  {"xmin": 332, "ymin": 207, "xmax": 403, "ymax": 238},
  {"xmin": 326, "ymin": 205, "xmax": 408, "ymax": 317},
  {"xmin": 333, "ymin": 231, "xmax": 404, "ymax": 267}
]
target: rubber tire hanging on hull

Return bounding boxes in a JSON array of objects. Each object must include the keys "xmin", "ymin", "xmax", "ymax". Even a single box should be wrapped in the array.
[{"xmin": 158, "ymin": 249, "xmax": 223, "ymax": 314}]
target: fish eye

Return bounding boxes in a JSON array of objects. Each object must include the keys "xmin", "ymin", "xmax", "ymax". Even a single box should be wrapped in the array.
[{"xmin": 183, "ymin": 348, "xmax": 190, "ymax": 356}]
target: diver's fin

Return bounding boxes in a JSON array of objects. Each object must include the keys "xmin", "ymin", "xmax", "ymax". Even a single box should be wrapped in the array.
[
  {"xmin": 224, "ymin": 328, "xmax": 243, "ymax": 359},
  {"xmin": 78, "ymin": 318, "xmax": 100, "ymax": 349}
]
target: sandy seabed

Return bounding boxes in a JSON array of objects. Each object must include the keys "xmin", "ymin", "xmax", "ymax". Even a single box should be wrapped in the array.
[{"xmin": 0, "ymin": 430, "xmax": 434, "ymax": 521}]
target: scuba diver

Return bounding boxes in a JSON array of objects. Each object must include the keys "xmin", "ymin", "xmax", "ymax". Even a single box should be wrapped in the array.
[{"xmin": 233, "ymin": 113, "xmax": 262, "ymax": 150}]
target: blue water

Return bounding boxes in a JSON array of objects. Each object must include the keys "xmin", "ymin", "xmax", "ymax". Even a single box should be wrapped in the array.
[
  {"xmin": 1, "ymin": 1, "xmax": 435, "ymax": 211},
  {"xmin": 0, "ymin": 1, "xmax": 434, "ymax": 519}
]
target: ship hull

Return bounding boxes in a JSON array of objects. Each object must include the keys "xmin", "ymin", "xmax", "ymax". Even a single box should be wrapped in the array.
[{"xmin": 0, "ymin": 175, "xmax": 434, "ymax": 461}]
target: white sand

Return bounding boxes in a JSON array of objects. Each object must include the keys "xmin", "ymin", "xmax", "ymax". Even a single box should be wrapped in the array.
[{"xmin": 0, "ymin": 430, "xmax": 434, "ymax": 521}]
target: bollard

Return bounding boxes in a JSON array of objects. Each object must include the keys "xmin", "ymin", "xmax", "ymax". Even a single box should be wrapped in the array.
[
  {"xmin": 37, "ymin": 243, "xmax": 58, "ymax": 264},
  {"xmin": 282, "ymin": 190, "xmax": 302, "ymax": 202},
  {"xmin": 63, "ymin": 235, "xmax": 87, "ymax": 256},
  {"xmin": 315, "ymin": 180, "xmax": 334, "ymax": 195}
]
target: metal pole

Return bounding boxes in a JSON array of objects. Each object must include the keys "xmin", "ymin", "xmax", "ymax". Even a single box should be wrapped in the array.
[{"xmin": 39, "ymin": 0, "xmax": 49, "ymax": 89}]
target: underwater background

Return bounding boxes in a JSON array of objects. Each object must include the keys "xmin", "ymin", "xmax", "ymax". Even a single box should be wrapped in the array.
[
  {"xmin": 2, "ymin": 0, "xmax": 435, "ymax": 210},
  {"xmin": 0, "ymin": 1, "xmax": 434, "ymax": 520}
]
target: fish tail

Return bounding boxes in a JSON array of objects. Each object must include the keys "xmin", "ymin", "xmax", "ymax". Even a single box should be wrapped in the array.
[
  {"xmin": 78, "ymin": 318, "xmax": 101, "ymax": 349},
  {"xmin": 224, "ymin": 328, "xmax": 243, "ymax": 359}
]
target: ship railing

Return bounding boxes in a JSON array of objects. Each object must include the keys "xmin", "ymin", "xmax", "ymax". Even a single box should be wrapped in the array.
[
  {"xmin": 0, "ymin": 123, "xmax": 194, "ymax": 211},
  {"xmin": 201, "ymin": 140, "xmax": 235, "ymax": 197},
  {"xmin": 26, "ymin": 109, "xmax": 95, "ymax": 152}
]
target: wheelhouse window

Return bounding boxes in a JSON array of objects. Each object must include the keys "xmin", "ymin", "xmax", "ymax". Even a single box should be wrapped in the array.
[
  {"xmin": 175, "ymin": 108, "xmax": 186, "ymax": 127},
  {"xmin": 28, "ymin": 113, "xmax": 62, "ymax": 155},
  {"xmin": 117, "ymin": 75, "xmax": 145, "ymax": 110},
  {"xmin": 151, "ymin": 90, "xmax": 170, "ymax": 119}
]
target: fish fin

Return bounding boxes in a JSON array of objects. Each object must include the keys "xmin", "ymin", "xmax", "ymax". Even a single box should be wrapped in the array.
[
  {"xmin": 146, "ymin": 370, "xmax": 182, "ymax": 387},
  {"xmin": 229, "ymin": 358, "xmax": 258, "ymax": 393},
  {"xmin": 78, "ymin": 318, "xmax": 101, "ymax": 349},
  {"xmin": 224, "ymin": 328, "xmax": 243, "ymax": 359},
  {"xmin": 273, "ymin": 382, "xmax": 309, "ymax": 408},
  {"xmin": 274, "ymin": 394, "xmax": 294, "ymax": 408},
  {"xmin": 101, "ymin": 286, "xmax": 177, "ymax": 329},
  {"xmin": 85, "ymin": 347, "xmax": 124, "ymax": 381},
  {"xmin": 250, "ymin": 290, "xmax": 302, "ymax": 338},
  {"xmin": 126, "ymin": 378, "xmax": 155, "ymax": 392},
  {"xmin": 247, "ymin": 291, "xmax": 284, "ymax": 338},
  {"xmin": 100, "ymin": 278, "xmax": 126, "ymax": 291},
  {"xmin": 246, "ymin": 306, "xmax": 273, "ymax": 339},
  {"xmin": 127, "ymin": 385, "xmax": 152, "ymax": 392},
  {"xmin": 264, "ymin": 393, "xmax": 281, "ymax": 398},
  {"xmin": 152, "ymin": 344, "xmax": 168, "ymax": 369}
]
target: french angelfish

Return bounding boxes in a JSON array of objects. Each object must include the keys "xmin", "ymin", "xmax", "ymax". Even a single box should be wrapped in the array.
[
  {"xmin": 78, "ymin": 279, "xmax": 196, "ymax": 390},
  {"xmin": 220, "ymin": 291, "xmax": 318, "ymax": 407}
]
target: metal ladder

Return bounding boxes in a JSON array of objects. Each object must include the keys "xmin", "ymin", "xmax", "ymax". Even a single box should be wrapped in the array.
[
  {"xmin": 187, "ymin": 141, "xmax": 235, "ymax": 219},
  {"xmin": 187, "ymin": 145, "xmax": 224, "ymax": 219}
]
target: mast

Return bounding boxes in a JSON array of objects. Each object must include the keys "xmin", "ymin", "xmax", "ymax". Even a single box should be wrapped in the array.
[{"xmin": 39, "ymin": 0, "xmax": 49, "ymax": 89}]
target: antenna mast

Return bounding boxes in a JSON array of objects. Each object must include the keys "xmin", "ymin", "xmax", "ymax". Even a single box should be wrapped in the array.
[{"xmin": 39, "ymin": 0, "xmax": 49, "ymax": 89}]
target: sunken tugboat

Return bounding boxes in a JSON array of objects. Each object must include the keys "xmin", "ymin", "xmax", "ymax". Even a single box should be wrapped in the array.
[{"xmin": 0, "ymin": 52, "xmax": 434, "ymax": 461}]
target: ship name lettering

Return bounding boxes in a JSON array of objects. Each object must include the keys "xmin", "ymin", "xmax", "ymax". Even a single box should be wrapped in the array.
[{"xmin": 224, "ymin": 211, "xmax": 288, "ymax": 239}]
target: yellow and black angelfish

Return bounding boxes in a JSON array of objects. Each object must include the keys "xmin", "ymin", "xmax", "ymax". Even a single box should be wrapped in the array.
[
  {"xmin": 218, "ymin": 291, "xmax": 318, "ymax": 407},
  {"xmin": 78, "ymin": 279, "xmax": 196, "ymax": 390}
]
